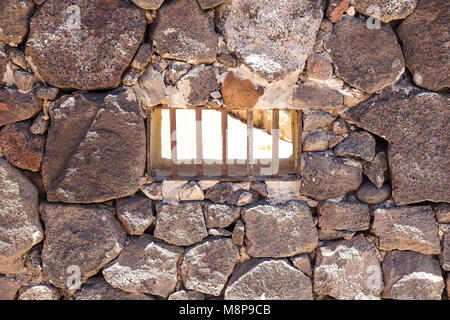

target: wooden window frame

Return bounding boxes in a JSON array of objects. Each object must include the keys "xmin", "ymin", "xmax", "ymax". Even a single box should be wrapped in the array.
[{"xmin": 146, "ymin": 106, "xmax": 303, "ymax": 182}]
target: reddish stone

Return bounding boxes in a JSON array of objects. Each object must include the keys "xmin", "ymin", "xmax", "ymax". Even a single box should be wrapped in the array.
[
  {"xmin": 0, "ymin": 89, "xmax": 42, "ymax": 127},
  {"xmin": 0, "ymin": 121, "xmax": 45, "ymax": 172},
  {"xmin": 326, "ymin": 0, "xmax": 349, "ymax": 23},
  {"xmin": 221, "ymin": 72, "xmax": 264, "ymax": 108}
]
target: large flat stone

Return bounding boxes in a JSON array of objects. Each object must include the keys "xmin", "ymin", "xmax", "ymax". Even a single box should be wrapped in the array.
[
  {"xmin": 0, "ymin": 89, "xmax": 42, "ymax": 127},
  {"xmin": 372, "ymin": 206, "xmax": 441, "ymax": 255},
  {"xmin": 343, "ymin": 86, "xmax": 450, "ymax": 205},
  {"xmin": 324, "ymin": 16, "xmax": 404, "ymax": 93},
  {"xmin": 26, "ymin": 0, "xmax": 146, "ymax": 90},
  {"xmin": 299, "ymin": 152, "xmax": 363, "ymax": 200},
  {"xmin": 396, "ymin": 0, "xmax": 449, "ymax": 91},
  {"xmin": 150, "ymin": 0, "xmax": 218, "ymax": 64},
  {"xmin": 382, "ymin": 250, "xmax": 444, "ymax": 300},
  {"xmin": 216, "ymin": 0, "xmax": 323, "ymax": 80},
  {"xmin": 317, "ymin": 201, "xmax": 370, "ymax": 232},
  {"xmin": 314, "ymin": 234, "xmax": 383, "ymax": 300},
  {"xmin": 0, "ymin": 0, "xmax": 35, "ymax": 46},
  {"xmin": 181, "ymin": 237, "xmax": 238, "ymax": 296},
  {"xmin": 0, "ymin": 158, "xmax": 44, "ymax": 274},
  {"xmin": 154, "ymin": 201, "xmax": 208, "ymax": 246},
  {"xmin": 0, "ymin": 159, "xmax": 43, "ymax": 274},
  {"xmin": 103, "ymin": 235, "xmax": 183, "ymax": 298},
  {"xmin": 225, "ymin": 259, "xmax": 313, "ymax": 300},
  {"xmin": 42, "ymin": 87, "xmax": 146, "ymax": 203},
  {"xmin": 241, "ymin": 200, "xmax": 318, "ymax": 258},
  {"xmin": 41, "ymin": 203, "xmax": 126, "ymax": 291},
  {"xmin": 75, "ymin": 277, "xmax": 154, "ymax": 300}
]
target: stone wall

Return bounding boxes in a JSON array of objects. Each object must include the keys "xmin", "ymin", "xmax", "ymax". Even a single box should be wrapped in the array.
[{"xmin": 0, "ymin": 0, "xmax": 449, "ymax": 300}]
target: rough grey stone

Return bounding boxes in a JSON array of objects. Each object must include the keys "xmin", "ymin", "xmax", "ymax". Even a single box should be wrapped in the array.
[
  {"xmin": 382, "ymin": 250, "xmax": 444, "ymax": 300},
  {"xmin": 225, "ymin": 259, "xmax": 313, "ymax": 300},
  {"xmin": 41, "ymin": 203, "xmax": 126, "ymax": 291},
  {"xmin": 18, "ymin": 284, "xmax": 60, "ymax": 300},
  {"xmin": 324, "ymin": 16, "xmax": 404, "ymax": 93},
  {"xmin": 154, "ymin": 201, "xmax": 207, "ymax": 246},
  {"xmin": 355, "ymin": 0, "xmax": 417, "ymax": 23},
  {"xmin": 317, "ymin": 201, "xmax": 370, "ymax": 232},
  {"xmin": 372, "ymin": 206, "xmax": 441, "ymax": 255},
  {"xmin": 299, "ymin": 152, "xmax": 363, "ymax": 200},
  {"xmin": 203, "ymin": 203, "xmax": 241, "ymax": 229},
  {"xmin": 0, "ymin": 159, "xmax": 43, "ymax": 274},
  {"xmin": 314, "ymin": 234, "xmax": 383, "ymax": 300},
  {"xmin": 117, "ymin": 195, "xmax": 155, "ymax": 235},
  {"xmin": 355, "ymin": 181, "xmax": 391, "ymax": 204},
  {"xmin": 242, "ymin": 200, "xmax": 318, "ymax": 258},
  {"xmin": 333, "ymin": 131, "xmax": 376, "ymax": 161},
  {"xmin": 290, "ymin": 254, "xmax": 312, "ymax": 277},
  {"xmin": 75, "ymin": 277, "xmax": 154, "ymax": 300},
  {"xmin": 396, "ymin": 0, "xmax": 449, "ymax": 91},
  {"xmin": 303, "ymin": 109, "xmax": 336, "ymax": 132},
  {"xmin": 343, "ymin": 86, "xmax": 450, "ymax": 205},
  {"xmin": 26, "ymin": 0, "xmax": 146, "ymax": 90},
  {"xmin": 303, "ymin": 129, "xmax": 331, "ymax": 152},
  {"xmin": 181, "ymin": 237, "xmax": 238, "ymax": 296},
  {"xmin": 293, "ymin": 82, "xmax": 344, "ymax": 111},
  {"xmin": 216, "ymin": 0, "xmax": 323, "ymax": 80},
  {"xmin": 140, "ymin": 182, "xmax": 163, "ymax": 200},
  {"xmin": 42, "ymin": 87, "xmax": 146, "ymax": 203},
  {"xmin": 168, "ymin": 290, "xmax": 205, "ymax": 300},
  {"xmin": 363, "ymin": 151, "xmax": 388, "ymax": 188},
  {"xmin": 232, "ymin": 220, "xmax": 245, "ymax": 246},
  {"xmin": 150, "ymin": 0, "xmax": 218, "ymax": 64},
  {"xmin": 103, "ymin": 235, "xmax": 183, "ymax": 298}
]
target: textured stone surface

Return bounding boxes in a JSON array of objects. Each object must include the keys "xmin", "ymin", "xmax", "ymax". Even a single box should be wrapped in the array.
[
  {"xmin": 103, "ymin": 235, "xmax": 183, "ymax": 298},
  {"xmin": 0, "ymin": 275, "xmax": 24, "ymax": 300},
  {"xmin": 363, "ymin": 151, "xmax": 388, "ymax": 188},
  {"xmin": 131, "ymin": 43, "xmax": 152, "ymax": 70},
  {"xmin": 434, "ymin": 203, "xmax": 450, "ymax": 224},
  {"xmin": 181, "ymin": 237, "xmax": 238, "ymax": 296},
  {"xmin": 372, "ymin": 206, "xmax": 441, "ymax": 255},
  {"xmin": 299, "ymin": 152, "xmax": 363, "ymax": 200},
  {"xmin": 242, "ymin": 200, "xmax": 318, "ymax": 257},
  {"xmin": 0, "ymin": 89, "xmax": 42, "ymax": 127},
  {"xmin": 0, "ymin": 51, "xmax": 7, "ymax": 87},
  {"xmin": 177, "ymin": 66, "xmax": 218, "ymax": 106},
  {"xmin": 41, "ymin": 203, "xmax": 126, "ymax": 291},
  {"xmin": 355, "ymin": 0, "xmax": 417, "ymax": 23},
  {"xmin": 0, "ymin": 121, "xmax": 45, "ymax": 172},
  {"xmin": 0, "ymin": 0, "xmax": 35, "ymax": 46},
  {"xmin": 318, "ymin": 228, "xmax": 355, "ymax": 241},
  {"xmin": 154, "ymin": 201, "xmax": 207, "ymax": 246},
  {"xmin": 317, "ymin": 201, "xmax": 370, "ymax": 232},
  {"xmin": 131, "ymin": 0, "xmax": 164, "ymax": 10},
  {"xmin": 150, "ymin": 0, "xmax": 218, "ymax": 64},
  {"xmin": 355, "ymin": 181, "xmax": 391, "ymax": 204},
  {"xmin": 168, "ymin": 290, "xmax": 205, "ymax": 300},
  {"xmin": 324, "ymin": 16, "xmax": 404, "ymax": 93},
  {"xmin": 133, "ymin": 66, "xmax": 167, "ymax": 107},
  {"xmin": 216, "ymin": 0, "xmax": 323, "ymax": 80},
  {"xmin": 221, "ymin": 72, "xmax": 264, "ymax": 108},
  {"xmin": 306, "ymin": 54, "xmax": 334, "ymax": 81},
  {"xmin": 326, "ymin": 0, "xmax": 349, "ymax": 23},
  {"xmin": 42, "ymin": 87, "xmax": 146, "ymax": 203},
  {"xmin": 396, "ymin": 0, "xmax": 449, "ymax": 91},
  {"xmin": 225, "ymin": 259, "xmax": 313, "ymax": 300},
  {"xmin": 303, "ymin": 130, "xmax": 331, "ymax": 152},
  {"xmin": 75, "ymin": 277, "xmax": 154, "ymax": 300},
  {"xmin": 303, "ymin": 109, "xmax": 336, "ymax": 132},
  {"xmin": 204, "ymin": 182, "xmax": 234, "ymax": 204},
  {"xmin": 26, "ymin": 0, "xmax": 146, "ymax": 90},
  {"xmin": 343, "ymin": 86, "xmax": 450, "ymax": 205},
  {"xmin": 441, "ymin": 229, "xmax": 450, "ymax": 271},
  {"xmin": 203, "ymin": 203, "xmax": 241, "ymax": 228},
  {"xmin": 314, "ymin": 234, "xmax": 383, "ymax": 300},
  {"xmin": 382, "ymin": 250, "xmax": 444, "ymax": 300},
  {"xmin": 0, "ymin": 159, "xmax": 43, "ymax": 274},
  {"xmin": 290, "ymin": 254, "xmax": 312, "ymax": 277},
  {"xmin": 293, "ymin": 82, "xmax": 343, "ymax": 110},
  {"xmin": 140, "ymin": 182, "xmax": 163, "ymax": 200},
  {"xmin": 29, "ymin": 113, "xmax": 49, "ymax": 135},
  {"xmin": 333, "ymin": 131, "xmax": 376, "ymax": 161},
  {"xmin": 18, "ymin": 284, "xmax": 60, "ymax": 300},
  {"xmin": 117, "ymin": 195, "xmax": 155, "ymax": 235},
  {"xmin": 179, "ymin": 181, "xmax": 205, "ymax": 201},
  {"xmin": 232, "ymin": 220, "xmax": 245, "ymax": 246}
]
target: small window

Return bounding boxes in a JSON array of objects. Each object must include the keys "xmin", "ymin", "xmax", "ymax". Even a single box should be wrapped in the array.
[{"xmin": 146, "ymin": 107, "xmax": 303, "ymax": 181}]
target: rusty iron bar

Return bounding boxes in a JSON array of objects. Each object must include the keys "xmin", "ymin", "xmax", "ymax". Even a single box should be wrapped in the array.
[
  {"xmin": 195, "ymin": 109, "xmax": 203, "ymax": 176},
  {"xmin": 170, "ymin": 108, "xmax": 178, "ymax": 178},
  {"xmin": 247, "ymin": 110, "xmax": 254, "ymax": 177},
  {"xmin": 272, "ymin": 109, "xmax": 280, "ymax": 177},
  {"xmin": 221, "ymin": 109, "xmax": 228, "ymax": 177}
]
